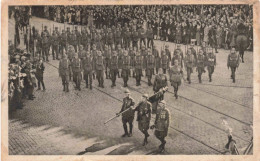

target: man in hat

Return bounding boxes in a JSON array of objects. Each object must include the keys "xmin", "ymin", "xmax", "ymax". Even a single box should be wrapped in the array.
[
  {"xmin": 95, "ymin": 51, "xmax": 105, "ymax": 88},
  {"xmin": 35, "ymin": 57, "xmax": 46, "ymax": 91},
  {"xmin": 82, "ymin": 52, "xmax": 93, "ymax": 89},
  {"xmin": 71, "ymin": 53, "xmax": 82, "ymax": 90},
  {"xmin": 146, "ymin": 49, "xmax": 155, "ymax": 86},
  {"xmin": 122, "ymin": 50, "xmax": 131, "ymax": 87},
  {"xmin": 116, "ymin": 89, "xmax": 135, "ymax": 137},
  {"xmin": 51, "ymin": 31, "xmax": 60, "ymax": 60},
  {"xmin": 59, "ymin": 54, "xmax": 70, "ymax": 92},
  {"xmin": 134, "ymin": 51, "xmax": 143, "ymax": 86},
  {"xmin": 227, "ymin": 47, "xmax": 240, "ymax": 83},
  {"xmin": 109, "ymin": 50, "xmax": 118, "ymax": 87},
  {"xmin": 150, "ymin": 100, "xmax": 170, "ymax": 153},
  {"xmin": 132, "ymin": 93, "xmax": 152, "ymax": 146}
]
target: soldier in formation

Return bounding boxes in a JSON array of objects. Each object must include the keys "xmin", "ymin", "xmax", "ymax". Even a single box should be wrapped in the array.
[
  {"xmin": 227, "ymin": 47, "xmax": 240, "ymax": 83},
  {"xmin": 58, "ymin": 54, "xmax": 70, "ymax": 92},
  {"xmin": 169, "ymin": 60, "xmax": 183, "ymax": 99}
]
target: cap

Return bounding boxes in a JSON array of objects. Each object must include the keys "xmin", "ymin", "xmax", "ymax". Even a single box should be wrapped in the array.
[
  {"xmin": 142, "ymin": 93, "xmax": 149, "ymax": 98},
  {"xmin": 124, "ymin": 89, "xmax": 130, "ymax": 94}
]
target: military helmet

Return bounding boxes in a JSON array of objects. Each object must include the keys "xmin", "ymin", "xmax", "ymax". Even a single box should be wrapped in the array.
[{"xmin": 124, "ymin": 89, "xmax": 130, "ymax": 94}]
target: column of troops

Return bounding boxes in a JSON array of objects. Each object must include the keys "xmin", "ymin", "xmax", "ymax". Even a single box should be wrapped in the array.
[{"xmin": 29, "ymin": 23, "xmax": 240, "ymax": 95}]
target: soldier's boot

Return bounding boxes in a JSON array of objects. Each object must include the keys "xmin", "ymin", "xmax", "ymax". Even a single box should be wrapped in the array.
[
  {"xmin": 122, "ymin": 124, "xmax": 128, "ymax": 137},
  {"xmin": 93, "ymin": 73, "xmax": 95, "ymax": 80},
  {"xmin": 143, "ymin": 131, "xmax": 149, "ymax": 146},
  {"xmin": 128, "ymin": 123, "xmax": 133, "ymax": 137},
  {"xmin": 159, "ymin": 140, "xmax": 166, "ymax": 153},
  {"xmin": 136, "ymin": 79, "xmax": 138, "ymax": 86},
  {"xmin": 63, "ymin": 84, "xmax": 66, "ymax": 91},
  {"xmin": 66, "ymin": 84, "xmax": 69, "ymax": 92},
  {"xmin": 199, "ymin": 75, "xmax": 202, "ymax": 83},
  {"xmin": 105, "ymin": 71, "xmax": 108, "ymax": 79},
  {"xmin": 90, "ymin": 84, "xmax": 92, "ymax": 90},
  {"xmin": 233, "ymin": 76, "xmax": 236, "ymax": 83},
  {"xmin": 42, "ymin": 82, "xmax": 46, "ymax": 91},
  {"xmin": 78, "ymin": 83, "xmax": 81, "ymax": 91},
  {"xmin": 209, "ymin": 75, "xmax": 212, "ymax": 82}
]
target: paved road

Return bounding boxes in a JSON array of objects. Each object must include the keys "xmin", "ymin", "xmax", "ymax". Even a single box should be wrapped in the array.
[{"xmin": 8, "ymin": 17, "xmax": 253, "ymax": 155}]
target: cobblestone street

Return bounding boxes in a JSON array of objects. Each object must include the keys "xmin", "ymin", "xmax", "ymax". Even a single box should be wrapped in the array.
[{"xmin": 8, "ymin": 17, "xmax": 253, "ymax": 155}]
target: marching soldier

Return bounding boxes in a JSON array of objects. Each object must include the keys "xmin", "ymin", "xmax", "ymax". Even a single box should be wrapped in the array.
[
  {"xmin": 197, "ymin": 49, "xmax": 205, "ymax": 83},
  {"xmin": 60, "ymin": 30, "xmax": 67, "ymax": 55},
  {"xmin": 153, "ymin": 68, "xmax": 168, "ymax": 112},
  {"xmin": 78, "ymin": 45, "xmax": 87, "ymax": 60},
  {"xmin": 138, "ymin": 26, "xmax": 146, "ymax": 48},
  {"xmin": 41, "ymin": 26, "xmax": 50, "ymax": 38},
  {"xmin": 207, "ymin": 50, "xmax": 216, "ymax": 82},
  {"xmin": 122, "ymin": 50, "xmax": 131, "ymax": 87},
  {"xmin": 134, "ymin": 51, "xmax": 143, "ymax": 86},
  {"xmin": 123, "ymin": 27, "xmax": 131, "ymax": 49},
  {"xmin": 35, "ymin": 57, "xmax": 46, "ymax": 91},
  {"xmin": 67, "ymin": 45, "xmax": 75, "ymax": 81},
  {"xmin": 146, "ymin": 49, "xmax": 155, "ymax": 86},
  {"xmin": 132, "ymin": 27, "xmax": 139, "ymax": 49},
  {"xmin": 141, "ymin": 46, "xmax": 147, "ymax": 76},
  {"xmin": 80, "ymin": 29, "xmax": 89, "ymax": 51},
  {"xmin": 109, "ymin": 51, "xmax": 118, "ymax": 87},
  {"xmin": 132, "ymin": 93, "xmax": 152, "ymax": 146},
  {"xmin": 71, "ymin": 53, "xmax": 82, "ymax": 90},
  {"xmin": 70, "ymin": 30, "xmax": 78, "ymax": 52},
  {"xmin": 150, "ymin": 100, "xmax": 170, "ymax": 153},
  {"xmin": 115, "ymin": 27, "xmax": 122, "ymax": 47},
  {"xmin": 95, "ymin": 51, "xmax": 105, "ymax": 88},
  {"xmin": 24, "ymin": 62, "xmax": 35, "ymax": 100},
  {"xmin": 173, "ymin": 44, "xmax": 184, "ymax": 68},
  {"xmin": 190, "ymin": 44, "xmax": 197, "ymax": 65},
  {"xmin": 161, "ymin": 51, "xmax": 169, "ymax": 74},
  {"xmin": 116, "ymin": 89, "xmax": 135, "ymax": 137},
  {"xmin": 165, "ymin": 45, "xmax": 171, "ymax": 61},
  {"xmin": 117, "ymin": 45, "xmax": 124, "ymax": 78},
  {"xmin": 91, "ymin": 44, "xmax": 98, "ymax": 80},
  {"xmin": 42, "ymin": 32, "xmax": 49, "ymax": 62},
  {"xmin": 169, "ymin": 60, "xmax": 182, "ymax": 99},
  {"xmin": 103, "ymin": 45, "xmax": 111, "ymax": 79},
  {"xmin": 184, "ymin": 49, "xmax": 195, "ymax": 84},
  {"xmin": 51, "ymin": 32, "xmax": 59, "ymax": 60},
  {"xmin": 147, "ymin": 24, "xmax": 154, "ymax": 48},
  {"xmin": 82, "ymin": 52, "xmax": 93, "ymax": 89},
  {"xmin": 227, "ymin": 48, "xmax": 240, "ymax": 83},
  {"xmin": 153, "ymin": 45, "xmax": 161, "ymax": 74},
  {"xmin": 129, "ymin": 46, "xmax": 135, "ymax": 77},
  {"xmin": 74, "ymin": 26, "xmax": 81, "ymax": 50},
  {"xmin": 107, "ymin": 28, "xmax": 114, "ymax": 49},
  {"xmin": 59, "ymin": 54, "xmax": 70, "ymax": 92}
]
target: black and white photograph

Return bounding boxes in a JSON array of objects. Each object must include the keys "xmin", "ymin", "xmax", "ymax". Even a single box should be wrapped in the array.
[{"xmin": 5, "ymin": 4, "xmax": 255, "ymax": 156}]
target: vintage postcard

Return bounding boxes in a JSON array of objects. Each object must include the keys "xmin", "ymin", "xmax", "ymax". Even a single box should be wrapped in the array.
[{"xmin": 1, "ymin": 0, "xmax": 260, "ymax": 161}]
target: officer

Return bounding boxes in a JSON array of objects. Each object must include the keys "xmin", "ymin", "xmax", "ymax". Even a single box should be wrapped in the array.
[
  {"xmin": 95, "ymin": 51, "xmax": 105, "ymax": 88},
  {"xmin": 60, "ymin": 30, "xmax": 67, "ymax": 55},
  {"xmin": 150, "ymin": 100, "xmax": 170, "ymax": 153},
  {"xmin": 134, "ymin": 51, "xmax": 143, "ymax": 86},
  {"xmin": 153, "ymin": 68, "xmax": 168, "ymax": 111},
  {"xmin": 161, "ymin": 51, "xmax": 169, "ymax": 74},
  {"xmin": 71, "ymin": 53, "xmax": 82, "ymax": 90},
  {"xmin": 184, "ymin": 49, "xmax": 195, "ymax": 84},
  {"xmin": 42, "ymin": 32, "xmax": 49, "ymax": 61},
  {"xmin": 59, "ymin": 54, "xmax": 70, "ymax": 92},
  {"xmin": 116, "ymin": 89, "xmax": 135, "ymax": 137},
  {"xmin": 35, "ymin": 57, "xmax": 46, "ymax": 91},
  {"xmin": 227, "ymin": 48, "xmax": 240, "ymax": 83},
  {"xmin": 82, "ymin": 52, "xmax": 93, "ymax": 89},
  {"xmin": 109, "ymin": 51, "xmax": 118, "ymax": 87},
  {"xmin": 122, "ymin": 50, "xmax": 131, "ymax": 87},
  {"xmin": 146, "ymin": 48, "xmax": 155, "ymax": 86},
  {"xmin": 207, "ymin": 50, "xmax": 216, "ymax": 82},
  {"xmin": 169, "ymin": 60, "xmax": 182, "ymax": 98},
  {"xmin": 132, "ymin": 93, "xmax": 152, "ymax": 146},
  {"xmin": 103, "ymin": 45, "xmax": 111, "ymax": 79},
  {"xmin": 197, "ymin": 49, "xmax": 205, "ymax": 83},
  {"xmin": 153, "ymin": 45, "xmax": 161, "ymax": 74},
  {"xmin": 51, "ymin": 32, "xmax": 59, "ymax": 60}
]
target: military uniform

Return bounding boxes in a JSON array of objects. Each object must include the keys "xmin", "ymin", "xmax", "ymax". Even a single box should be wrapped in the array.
[
  {"xmin": 128, "ymin": 48, "xmax": 135, "ymax": 77},
  {"xmin": 197, "ymin": 53, "xmax": 205, "ymax": 83},
  {"xmin": 95, "ymin": 53, "xmax": 105, "ymax": 88},
  {"xmin": 42, "ymin": 34, "xmax": 49, "ymax": 61},
  {"xmin": 122, "ymin": 53, "xmax": 131, "ymax": 87},
  {"xmin": 70, "ymin": 32, "xmax": 78, "ymax": 52},
  {"xmin": 147, "ymin": 27, "xmax": 154, "ymax": 48},
  {"xmin": 172, "ymin": 48, "xmax": 184, "ymax": 68},
  {"xmin": 82, "ymin": 55, "xmax": 93, "ymax": 89},
  {"xmin": 165, "ymin": 46, "xmax": 171, "ymax": 61},
  {"xmin": 153, "ymin": 48, "xmax": 161, "ymax": 74},
  {"xmin": 103, "ymin": 47, "xmax": 111, "ymax": 79},
  {"xmin": 59, "ymin": 56, "xmax": 70, "ymax": 92},
  {"xmin": 146, "ymin": 54, "xmax": 155, "ymax": 86},
  {"xmin": 119, "ymin": 93, "xmax": 135, "ymax": 137},
  {"xmin": 184, "ymin": 51, "xmax": 195, "ymax": 84},
  {"xmin": 132, "ymin": 30, "xmax": 139, "ymax": 49},
  {"xmin": 117, "ymin": 48, "xmax": 124, "ymax": 78},
  {"xmin": 109, "ymin": 52, "xmax": 118, "ymax": 87},
  {"xmin": 78, "ymin": 47, "xmax": 87, "ymax": 60},
  {"xmin": 51, "ymin": 32, "xmax": 59, "ymax": 60},
  {"xmin": 227, "ymin": 51, "xmax": 240, "ymax": 83},
  {"xmin": 59, "ymin": 31, "xmax": 67, "ymax": 55},
  {"xmin": 134, "ymin": 54, "xmax": 143, "ymax": 86},
  {"xmin": 161, "ymin": 52, "xmax": 169, "ymax": 74},
  {"xmin": 153, "ymin": 101, "xmax": 170, "ymax": 152},
  {"xmin": 134, "ymin": 96, "xmax": 152, "ymax": 145},
  {"xmin": 169, "ymin": 64, "xmax": 182, "ymax": 98},
  {"xmin": 207, "ymin": 52, "xmax": 216, "ymax": 82},
  {"xmin": 153, "ymin": 73, "xmax": 167, "ymax": 112},
  {"xmin": 71, "ymin": 57, "xmax": 82, "ymax": 90}
]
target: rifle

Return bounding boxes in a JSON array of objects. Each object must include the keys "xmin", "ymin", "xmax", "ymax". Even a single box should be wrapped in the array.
[{"xmin": 104, "ymin": 87, "xmax": 168, "ymax": 125}]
